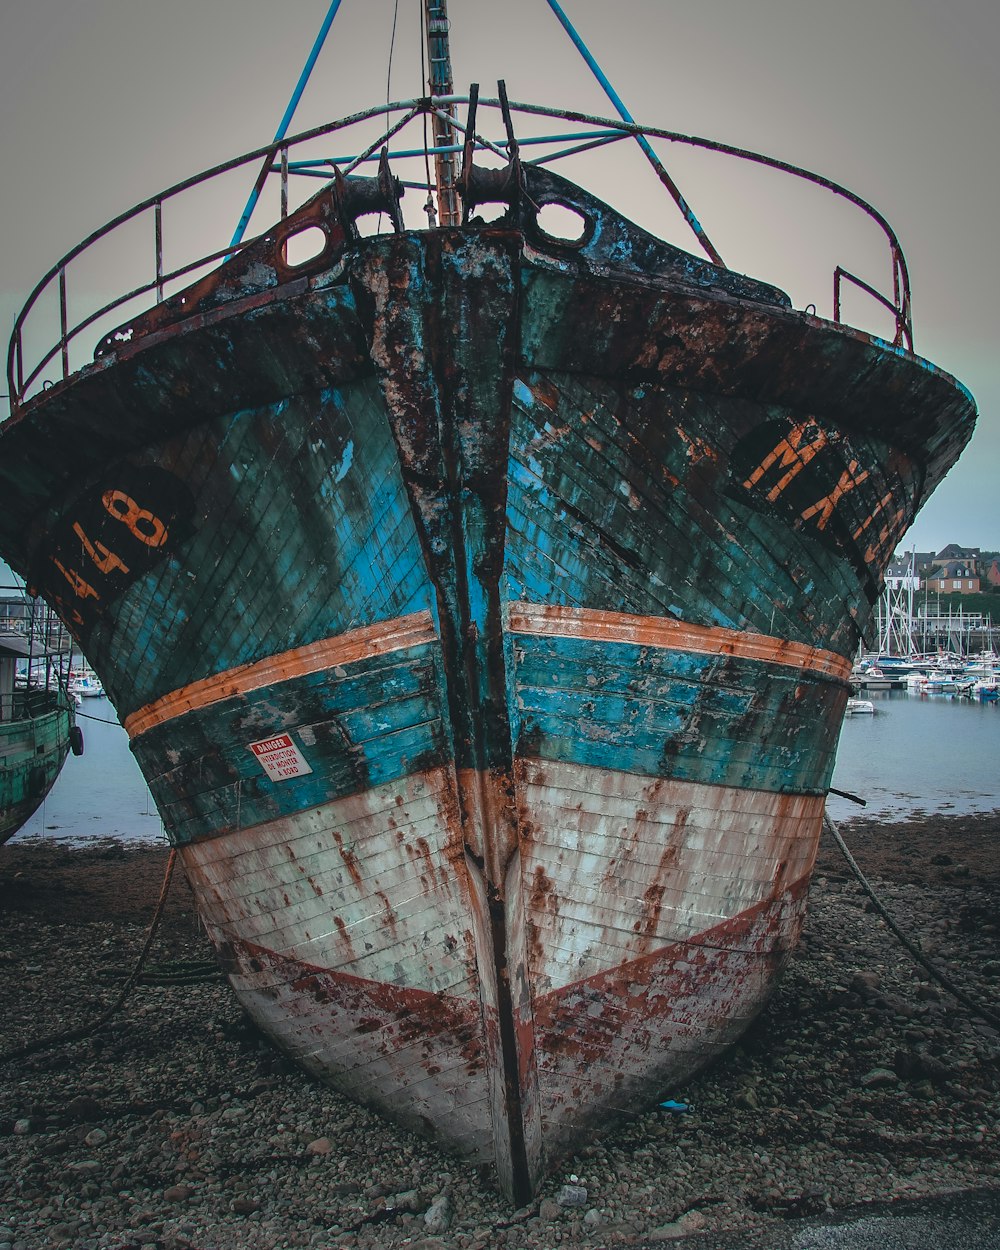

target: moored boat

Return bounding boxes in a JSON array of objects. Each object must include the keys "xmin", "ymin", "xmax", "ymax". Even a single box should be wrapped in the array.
[
  {"xmin": 69, "ymin": 668, "xmax": 105, "ymax": 699},
  {"xmin": 0, "ymin": 2, "xmax": 976, "ymax": 1201},
  {"xmin": 858, "ymin": 666, "xmax": 895, "ymax": 690},
  {"xmin": 955, "ymin": 673, "xmax": 999, "ymax": 700},
  {"xmin": 0, "ymin": 634, "xmax": 80, "ymax": 845},
  {"xmin": 922, "ymin": 675, "xmax": 960, "ymax": 695}
]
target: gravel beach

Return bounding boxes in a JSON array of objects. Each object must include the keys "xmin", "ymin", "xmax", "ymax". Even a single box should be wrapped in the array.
[{"xmin": 2, "ymin": 811, "xmax": 998, "ymax": 1250}]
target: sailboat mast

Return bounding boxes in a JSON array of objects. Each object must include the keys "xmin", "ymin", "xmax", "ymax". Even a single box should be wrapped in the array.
[{"xmin": 424, "ymin": 0, "xmax": 460, "ymax": 226}]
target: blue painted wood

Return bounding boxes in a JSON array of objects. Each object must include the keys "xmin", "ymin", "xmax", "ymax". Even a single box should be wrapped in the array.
[
  {"xmin": 503, "ymin": 367, "xmax": 907, "ymax": 656},
  {"xmin": 137, "ymin": 644, "xmax": 448, "ymax": 844},
  {"xmin": 92, "ymin": 377, "xmax": 434, "ymax": 717},
  {"xmin": 509, "ymin": 633, "xmax": 843, "ymax": 795}
]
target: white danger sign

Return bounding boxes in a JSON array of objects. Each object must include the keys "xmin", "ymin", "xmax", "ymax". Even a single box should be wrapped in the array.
[{"xmin": 249, "ymin": 733, "xmax": 313, "ymax": 782}]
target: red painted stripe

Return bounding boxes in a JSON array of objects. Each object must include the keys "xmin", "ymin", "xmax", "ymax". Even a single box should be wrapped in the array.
[
  {"xmin": 124, "ymin": 610, "xmax": 437, "ymax": 738},
  {"xmin": 531, "ymin": 864, "xmax": 814, "ymax": 1027},
  {"xmin": 508, "ymin": 602, "xmax": 852, "ymax": 681}
]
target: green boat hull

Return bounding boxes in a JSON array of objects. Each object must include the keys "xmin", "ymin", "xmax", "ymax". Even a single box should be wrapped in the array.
[{"xmin": 0, "ymin": 690, "xmax": 75, "ymax": 844}]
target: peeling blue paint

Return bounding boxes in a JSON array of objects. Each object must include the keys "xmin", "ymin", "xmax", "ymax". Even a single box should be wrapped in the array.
[
  {"xmin": 139, "ymin": 643, "xmax": 447, "ymax": 845},
  {"xmin": 334, "ymin": 439, "xmax": 354, "ymax": 483},
  {"xmin": 509, "ymin": 630, "xmax": 843, "ymax": 795}
]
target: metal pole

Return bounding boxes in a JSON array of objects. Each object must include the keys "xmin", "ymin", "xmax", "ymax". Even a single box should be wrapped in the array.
[
  {"xmin": 424, "ymin": 0, "xmax": 460, "ymax": 226},
  {"xmin": 229, "ymin": 0, "xmax": 345, "ymax": 249},
  {"xmin": 58, "ymin": 268, "xmax": 69, "ymax": 379},
  {"xmin": 542, "ymin": 0, "xmax": 725, "ymax": 267},
  {"xmin": 155, "ymin": 201, "xmax": 164, "ymax": 303}
]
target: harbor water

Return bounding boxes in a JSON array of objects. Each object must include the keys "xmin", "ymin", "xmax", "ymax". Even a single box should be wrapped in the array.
[
  {"xmin": 827, "ymin": 687, "xmax": 1000, "ymax": 823},
  {"xmin": 11, "ymin": 688, "xmax": 1000, "ymax": 845},
  {"xmin": 16, "ymin": 697, "xmax": 165, "ymax": 843}
]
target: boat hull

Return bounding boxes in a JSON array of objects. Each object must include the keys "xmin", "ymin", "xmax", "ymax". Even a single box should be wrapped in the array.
[
  {"xmin": 0, "ymin": 693, "xmax": 74, "ymax": 844},
  {"xmin": 0, "ymin": 220, "xmax": 975, "ymax": 1198}
]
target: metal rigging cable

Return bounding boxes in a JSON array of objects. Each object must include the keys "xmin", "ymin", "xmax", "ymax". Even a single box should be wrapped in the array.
[{"xmin": 385, "ymin": 0, "xmax": 401, "ymax": 106}]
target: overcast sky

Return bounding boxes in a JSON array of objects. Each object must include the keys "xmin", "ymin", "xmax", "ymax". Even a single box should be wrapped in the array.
[{"xmin": 0, "ymin": 0, "xmax": 996, "ymax": 555}]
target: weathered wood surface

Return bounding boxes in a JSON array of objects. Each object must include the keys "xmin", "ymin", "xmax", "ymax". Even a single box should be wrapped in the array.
[
  {"xmin": 0, "ymin": 181, "xmax": 976, "ymax": 1200},
  {"xmin": 0, "ymin": 693, "xmax": 73, "ymax": 845}
]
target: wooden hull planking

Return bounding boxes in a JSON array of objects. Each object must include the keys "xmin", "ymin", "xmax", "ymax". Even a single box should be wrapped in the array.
[{"xmin": 0, "ymin": 196, "xmax": 976, "ymax": 1198}]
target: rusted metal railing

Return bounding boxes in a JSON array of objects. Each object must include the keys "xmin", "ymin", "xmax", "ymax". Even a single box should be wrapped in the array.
[
  {"xmin": 5, "ymin": 96, "xmax": 914, "ymax": 412},
  {"xmin": 835, "ymin": 262, "xmax": 910, "ymax": 344}
]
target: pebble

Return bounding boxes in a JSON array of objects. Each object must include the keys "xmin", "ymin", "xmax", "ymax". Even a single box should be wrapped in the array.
[
  {"xmin": 423, "ymin": 1192, "xmax": 454, "ymax": 1233},
  {"xmin": 649, "ymin": 1209, "xmax": 709, "ymax": 1241},
  {"xmin": 860, "ymin": 1068, "xmax": 900, "ymax": 1088},
  {"xmin": 163, "ymin": 1184, "xmax": 194, "ymax": 1202},
  {"xmin": 2, "ymin": 849, "xmax": 999, "ymax": 1250}
]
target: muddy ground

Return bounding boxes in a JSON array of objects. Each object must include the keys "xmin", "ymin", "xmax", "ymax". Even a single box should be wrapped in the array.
[{"xmin": 1, "ymin": 811, "xmax": 998, "ymax": 1249}]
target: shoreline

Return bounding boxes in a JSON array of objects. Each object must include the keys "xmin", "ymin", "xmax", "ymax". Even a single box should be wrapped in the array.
[{"xmin": 2, "ymin": 810, "xmax": 999, "ymax": 1249}]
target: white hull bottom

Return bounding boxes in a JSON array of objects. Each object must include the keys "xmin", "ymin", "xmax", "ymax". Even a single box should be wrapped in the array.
[{"xmin": 182, "ymin": 758, "xmax": 823, "ymax": 1184}]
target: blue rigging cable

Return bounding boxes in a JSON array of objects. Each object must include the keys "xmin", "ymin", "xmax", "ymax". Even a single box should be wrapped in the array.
[
  {"xmin": 229, "ymin": 0, "xmax": 345, "ymax": 249},
  {"xmin": 541, "ymin": 0, "xmax": 724, "ymax": 267}
]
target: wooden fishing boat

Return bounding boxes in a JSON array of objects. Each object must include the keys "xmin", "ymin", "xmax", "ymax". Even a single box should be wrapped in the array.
[
  {"xmin": 0, "ymin": 632, "xmax": 79, "ymax": 845},
  {"xmin": 0, "ymin": 1, "xmax": 976, "ymax": 1201}
]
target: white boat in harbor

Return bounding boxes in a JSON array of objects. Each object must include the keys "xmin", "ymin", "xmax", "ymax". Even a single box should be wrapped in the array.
[
  {"xmin": 844, "ymin": 698, "xmax": 875, "ymax": 716},
  {"xmin": 955, "ymin": 674, "xmax": 999, "ymax": 700},
  {"xmin": 858, "ymin": 666, "xmax": 893, "ymax": 690},
  {"xmin": 69, "ymin": 669, "xmax": 105, "ymax": 699},
  {"xmin": 922, "ymin": 675, "xmax": 959, "ymax": 695}
]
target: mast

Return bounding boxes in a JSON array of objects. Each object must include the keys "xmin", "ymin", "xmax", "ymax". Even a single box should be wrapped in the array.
[{"xmin": 424, "ymin": 0, "xmax": 460, "ymax": 226}]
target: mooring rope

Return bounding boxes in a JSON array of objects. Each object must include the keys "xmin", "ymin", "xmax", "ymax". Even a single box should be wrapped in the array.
[
  {"xmin": 0, "ymin": 848, "xmax": 184, "ymax": 1063},
  {"xmin": 823, "ymin": 812, "xmax": 1000, "ymax": 1032},
  {"xmin": 74, "ymin": 707, "xmax": 123, "ymax": 727}
]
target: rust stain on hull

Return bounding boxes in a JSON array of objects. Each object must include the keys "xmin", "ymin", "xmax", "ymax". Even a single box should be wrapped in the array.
[{"xmin": 0, "ymin": 108, "xmax": 976, "ymax": 1205}]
